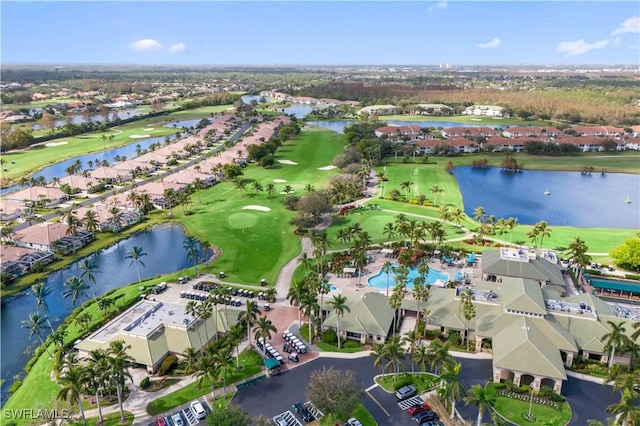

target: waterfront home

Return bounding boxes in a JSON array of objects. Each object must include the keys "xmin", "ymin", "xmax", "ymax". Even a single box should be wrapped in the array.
[
  {"xmin": 7, "ymin": 186, "xmax": 69, "ymax": 207},
  {"xmin": 409, "ymin": 103, "xmax": 453, "ymax": 115},
  {"xmin": 375, "ymin": 125, "xmax": 425, "ymax": 142},
  {"xmin": 441, "ymin": 127, "xmax": 501, "ymax": 138},
  {"xmin": 502, "ymin": 126, "xmax": 564, "ymax": 139},
  {"xmin": 112, "ymin": 160, "xmax": 157, "ymax": 177},
  {"xmin": 462, "ymin": 105, "xmax": 505, "ymax": 117},
  {"xmin": 13, "ymin": 222, "xmax": 94, "ymax": 254},
  {"xmin": 75, "ymin": 204, "xmax": 142, "ymax": 232},
  {"xmin": 0, "ymin": 244, "xmax": 55, "ymax": 279},
  {"xmin": 163, "ymin": 169, "xmax": 216, "ymax": 187},
  {"xmin": 76, "ymin": 299, "xmax": 240, "ymax": 373},
  {"xmin": 572, "ymin": 125, "xmax": 625, "ymax": 137},
  {"xmin": 415, "ymin": 137, "xmax": 480, "ymax": 155},
  {"xmin": 484, "ymin": 136, "xmax": 529, "ymax": 152},
  {"xmin": 357, "ymin": 104, "xmax": 401, "ymax": 116},
  {"xmin": 90, "ymin": 166, "xmax": 131, "ymax": 183},
  {"xmin": 136, "ymin": 181, "xmax": 184, "ymax": 209}
]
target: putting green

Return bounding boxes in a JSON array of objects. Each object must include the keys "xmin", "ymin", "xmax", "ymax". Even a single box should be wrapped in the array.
[{"xmin": 228, "ymin": 212, "xmax": 258, "ymax": 229}]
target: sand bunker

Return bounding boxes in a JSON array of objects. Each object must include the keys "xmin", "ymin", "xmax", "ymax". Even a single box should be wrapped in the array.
[
  {"xmin": 318, "ymin": 165, "xmax": 337, "ymax": 171},
  {"xmin": 129, "ymin": 134, "xmax": 151, "ymax": 139},
  {"xmin": 470, "ymin": 118, "xmax": 482, "ymax": 121},
  {"xmin": 242, "ymin": 205, "xmax": 271, "ymax": 212},
  {"xmin": 45, "ymin": 141, "xmax": 68, "ymax": 147},
  {"xmin": 273, "ymin": 179, "xmax": 287, "ymax": 183},
  {"xmin": 278, "ymin": 160, "xmax": 298, "ymax": 165},
  {"xmin": 142, "ymin": 128, "xmax": 154, "ymax": 131}
]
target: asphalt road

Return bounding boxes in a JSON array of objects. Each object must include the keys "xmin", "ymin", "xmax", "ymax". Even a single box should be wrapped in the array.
[{"xmin": 233, "ymin": 356, "xmax": 618, "ymax": 425}]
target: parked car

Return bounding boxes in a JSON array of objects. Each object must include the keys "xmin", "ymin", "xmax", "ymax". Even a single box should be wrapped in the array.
[
  {"xmin": 154, "ymin": 418, "xmax": 166, "ymax": 426},
  {"xmin": 190, "ymin": 400, "xmax": 206, "ymax": 419},
  {"xmin": 413, "ymin": 410, "xmax": 439, "ymax": 424},
  {"xmin": 407, "ymin": 402, "xmax": 431, "ymax": 416},
  {"xmin": 346, "ymin": 418, "xmax": 363, "ymax": 426},
  {"xmin": 170, "ymin": 413, "xmax": 183, "ymax": 426},
  {"xmin": 293, "ymin": 402, "xmax": 314, "ymax": 422},
  {"xmin": 395, "ymin": 385, "xmax": 417, "ymax": 400}
]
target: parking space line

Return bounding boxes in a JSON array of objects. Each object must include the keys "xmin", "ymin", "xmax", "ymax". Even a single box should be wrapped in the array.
[
  {"xmin": 365, "ymin": 390, "xmax": 390, "ymax": 417},
  {"xmin": 365, "ymin": 383, "xmax": 378, "ymax": 392}
]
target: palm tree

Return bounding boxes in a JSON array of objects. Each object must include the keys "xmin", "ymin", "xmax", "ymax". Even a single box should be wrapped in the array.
[
  {"xmin": 371, "ymin": 343, "xmax": 388, "ymax": 374},
  {"xmin": 82, "ymin": 210, "xmax": 99, "ymax": 234},
  {"xmin": 287, "ymin": 279, "xmax": 306, "ymax": 327},
  {"xmin": 57, "ymin": 363, "xmax": 88, "ymax": 426},
  {"xmin": 185, "ymin": 300, "xmax": 203, "ymax": 347},
  {"xmin": 266, "ymin": 183, "xmax": 276, "ymax": 201},
  {"xmin": 211, "ymin": 347, "xmax": 235, "ymax": 394},
  {"xmin": 328, "ymin": 294, "xmax": 350, "ymax": 349},
  {"xmin": 199, "ymin": 297, "xmax": 214, "ymax": 342},
  {"xmin": 235, "ymin": 179, "xmax": 248, "ymax": 197},
  {"xmin": 107, "ymin": 340, "xmax": 133, "ymax": 422},
  {"xmin": 182, "ymin": 347, "xmax": 200, "ymax": 374},
  {"xmin": 381, "ymin": 261, "xmax": 394, "ymax": 297},
  {"xmin": 402, "ymin": 330, "xmax": 420, "ymax": 372},
  {"xmin": 125, "ymin": 246, "xmax": 147, "ymax": 283},
  {"xmin": 606, "ymin": 388, "xmax": 640, "ymax": 425},
  {"xmin": 63, "ymin": 276, "xmax": 89, "ymax": 306},
  {"xmin": 567, "ymin": 237, "xmax": 592, "ymax": 272},
  {"xmin": 31, "ymin": 282, "xmax": 54, "ymax": 330},
  {"xmin": 602, "ymin": 321, "xmax": 630, "ymax": 368},
  {"xmin": 226, "ymin": 324, "xmax": 246, "ymax": 368},
  {"xmin": 440, "ymin": 361, "xmax": 466, "ymax": 419},
  {"xmin": 464, "ymin": 384, "xmax": 496, "ymax": 426},
  {"xmin": 383, "ymin": 335, "xmax": 406, "ymax": 374},
  {"xmin": 238, "ymin": 301, "xmax": 258, "ymax": 347},
  {"xmin": 473, "ymin": 206, "xmax": 486, "ymax": 224},
  {"xmin": 22, "ymin": 312, "xmax": 53, "ymax": 357},
  {"xmin": 427, "ymin": 339, "xmax": 454, "ymax": 375},
  {"xmin": 183, "ymin": 236, "xmax": 201, "ymax": 276},
  {"xmin": 412, "ymin": 344, "xmax": 430, "ymax": 374},
  {"xmin": 299, "ymin": 293, "xmax": 319, "ymax": 342},
  {"xmin": 451, "ymin": 208, "xmax": 464, "ymax": 228},
  {"xmin": 78, "ymin": 257, "xmax": 100, "ymax": 304},
  {"xmin": 85, "ymin": 349, "xmax": 108, "ymax": 424},
  {"xmin": 253, "ymin": 317, "xmax": 278, "ymax": 356},
  {"xmin": 505, "ymin": 217, "xmax": 518, "ymax": 243},
  {"xmin": 430, "ymin": 184, "xmax": 444, "ymax": 206},
  {"xmin": 534, "ymin": 220, "xmax": 552, "ymax": 248},
  {"xmin": 400, "ymin": 180, "xmax": 413, "ymax": 201}
]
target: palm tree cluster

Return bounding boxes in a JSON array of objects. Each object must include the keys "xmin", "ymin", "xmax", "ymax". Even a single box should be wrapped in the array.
[
  {"xmin": 527, "ymin": 220, "xmax": 552, "ymax": 248},
  {"xmin": 601, "ymin": 320, "xmax": 640, "ymax": 425},
  {"xmin": 56, "ymin": 340, "xmax": 133, "ymax": 425},
  {"xmin": 287, "ymin": 273, "xmax": 323, "ymax": 342}
]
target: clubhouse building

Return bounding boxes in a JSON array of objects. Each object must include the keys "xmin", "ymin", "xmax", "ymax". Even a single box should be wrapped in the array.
[{"xmin": 322, "ymin": 248, "xmax": 636, "ymax": 394}]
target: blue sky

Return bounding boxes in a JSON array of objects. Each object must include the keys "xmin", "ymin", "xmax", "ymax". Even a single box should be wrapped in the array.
[{"xmin": 2, "ymin": 1, "xmax": 639, "ymax": 65}]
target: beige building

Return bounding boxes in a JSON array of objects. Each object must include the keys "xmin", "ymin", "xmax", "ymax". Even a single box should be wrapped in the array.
[{"xmin": 76, "ymin": 299, "xmax": 240, "ymax": 373}]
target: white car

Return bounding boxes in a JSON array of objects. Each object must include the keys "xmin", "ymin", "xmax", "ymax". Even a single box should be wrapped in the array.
[
  {"xmin": 171, "ymin": 413, "xmax": 184, "ymax": 426},
  {"xmin": 347, "ymin": 418, "xmax": 363, "ymax": 426},
  {"xmin": 190, "ymin": 400, "xmax": 206, "ymax": 419}
]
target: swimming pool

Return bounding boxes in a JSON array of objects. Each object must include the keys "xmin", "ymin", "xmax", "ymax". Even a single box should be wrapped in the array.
[{"xmin": 367, "ymin": 263, "xmax": 449, "ymax": 290}]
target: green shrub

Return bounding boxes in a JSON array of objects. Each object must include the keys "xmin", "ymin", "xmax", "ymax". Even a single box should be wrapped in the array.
[
  {"xmin": 624, "ymin": 273, "xmax": 640, "ymax": 280},
  {"xmin": 140, "ymin": 376, "xmax": 151, "ymax": 389},
  {"xmin": 321, "ymin": 328, "xmax": 338, "ymax": 345},
  {"xmin": 585, "ymin": 269, "xmax": 601, "ymax": 275},
  {"xmin": 159, "ymin": 354, "xmax": 178, "ymax": 376},
  {"xmin": 9, "ymin": 380, "xmax": 22, "ymax": 395},
  {"xmin": 343, "ymin": 340, "xmax": 360, "ymax": 349}
]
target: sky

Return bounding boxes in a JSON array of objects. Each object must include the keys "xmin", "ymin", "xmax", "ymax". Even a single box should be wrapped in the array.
[{"xmin": 1, "ymin": 1, "xmax": 639, "ymax": 65}]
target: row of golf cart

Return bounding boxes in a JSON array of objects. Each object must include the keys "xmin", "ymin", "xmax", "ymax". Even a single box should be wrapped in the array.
[{"xmin": 283, "ymin": 330, "xmax": 308, "ymax": 354}]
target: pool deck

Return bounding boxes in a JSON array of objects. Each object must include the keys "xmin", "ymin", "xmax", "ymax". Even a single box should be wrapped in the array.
[{"xmin": 325, "ymin": 250, "xmax": 480, "ymax": 296}]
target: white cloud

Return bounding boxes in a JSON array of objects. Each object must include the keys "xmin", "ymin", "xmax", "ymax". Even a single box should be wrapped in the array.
[
  {"xmin": 556, "ymin": 39, "xmax": 609, "ymax": 57},
  {"xmin": 477, "ymin": 38, "xmax": 501, "ymax": 49},
  {"xmin": 169, "ymin": 43, "xmax": 186, "ymax": 53},
  {"xmin": 611, "ymin": 16, "xmax": 640, "ymax": 36},
  {"xmin": 427, "ymin": 1, "xmax": 447, "ymax": 12},
  {"xmin": 130, "ymin": 39, "xmax": 162, "ymax": 51},
  {"xmin": 612, "ymin": 36, "xmax": 622, "ymax": 47}
]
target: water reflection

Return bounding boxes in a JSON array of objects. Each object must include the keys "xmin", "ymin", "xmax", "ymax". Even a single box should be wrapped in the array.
[{"xmin": 0, "ymin": 224, "xmax": 207, "ymax": 404}]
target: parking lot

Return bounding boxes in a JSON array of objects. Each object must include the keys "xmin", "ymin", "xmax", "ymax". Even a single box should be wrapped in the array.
[{"xmin": 147, "ymin": 399, "xmax": 211, "ymax": 426}]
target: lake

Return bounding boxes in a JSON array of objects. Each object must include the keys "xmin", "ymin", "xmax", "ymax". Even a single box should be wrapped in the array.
[
  {"xmin": 0, "ymin": 224, "xmax": 207, "ymax": 405},
  {"xmin": 454, "ymin": 166, "xmax": 640, "ymax": 228}
]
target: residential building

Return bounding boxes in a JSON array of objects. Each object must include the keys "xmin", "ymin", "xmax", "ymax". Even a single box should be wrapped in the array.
[{"xmin": 462, "ymin": 105, "xmax": 505, "ymax": 117}]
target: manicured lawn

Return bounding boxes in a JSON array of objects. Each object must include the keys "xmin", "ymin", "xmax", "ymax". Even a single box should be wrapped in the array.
[
  {"xmin": 174, "ymin": 130, "xmax": 345, "ymax": 285},
  {"xmin": 315, "ymin": 342, "xmax": 365, "ymax": 353},
  {"xmin": 378, "ymin": 114, "xmax": 557, "ymax": 127},
  {"xmin": 146, "ymin": 349, "xmax": 263, "ymax": 416},
  {"xmin": 375, "ymin": 372, "xmax": 438, "ymax": 393},
  {"xmin": 492, "ymin": 394, "xmax": 572, "ymax": 426},
  {"xmin": 316, "ymin": 404, "xmax": 376, "ymax": 426},
  {"xmin": 70, "ymin": 411, "xmax": 134, "ymax": 426}
]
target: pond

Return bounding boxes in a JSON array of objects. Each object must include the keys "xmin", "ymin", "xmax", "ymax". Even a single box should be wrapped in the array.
[
  {"xmin": 0, "ymin": 134, "xmax": 178, "ymax": 195},
  {"xmin": 27, "ymin": 108, "xmax": 147, "ymax": 131},
  {"xmin": 454, "ymin": 166, "xmax": 640, "ymax": 228},
  {"xmin": 163, "ymin": 118, "xmax": 209, "ymax": 129},
  {"xmin": 0, "ymin": 224, "xmax": 208, "ymax": 404}
]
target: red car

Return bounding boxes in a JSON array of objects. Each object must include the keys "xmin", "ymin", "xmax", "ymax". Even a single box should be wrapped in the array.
[
  {"xmin": 154, "ymin": 418, "xmax": 167, "ymax": 426},
  {"xmin": 407, "ymin": 402, "xmax": 431, "ymax": 416}
]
